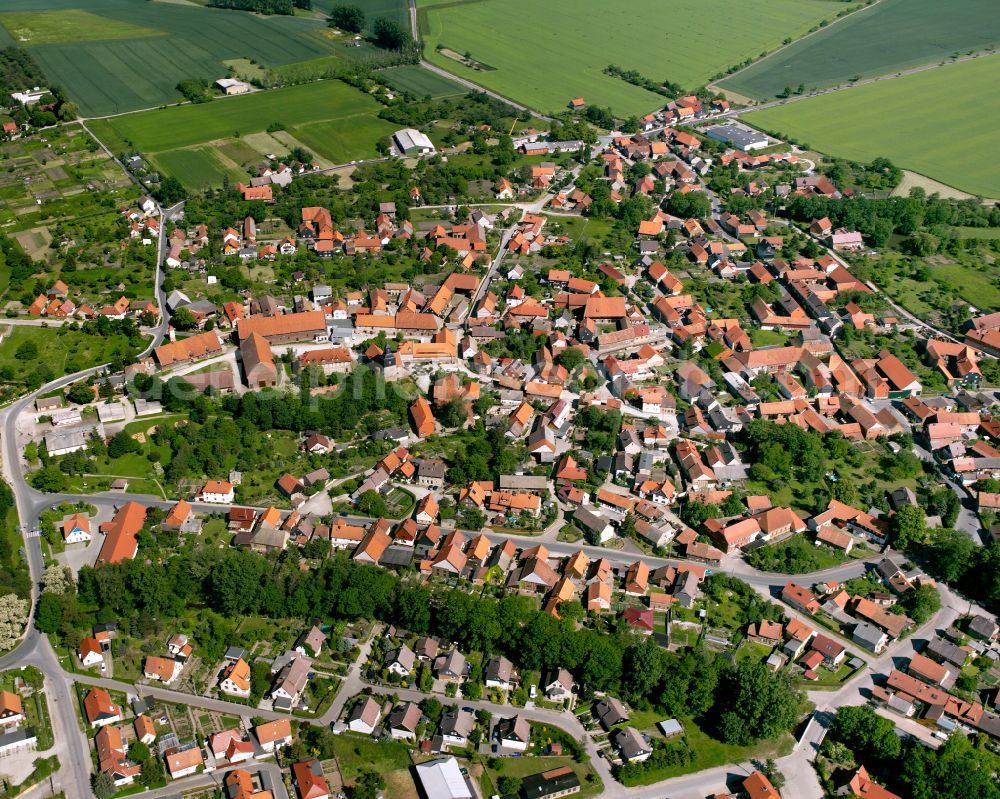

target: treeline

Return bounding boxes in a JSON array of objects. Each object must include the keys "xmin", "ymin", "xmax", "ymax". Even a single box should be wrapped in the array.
[
  {"xmin": 0, "ymin": 48, "xmax": 76, "ymax": 124},
  {"xmin": 921, "ymin": 529, "xmax": 1000, "ymax": 616},
  {"xmin": 0, "ymin": 235, "xmax": 35, "ymax": 295},
  {"xmin": 64, "ymin": 548, "xmax": 802, "ymax": 751},
  {"xmin": 783, "ymin": 193, "xmax": 1000, "ymax": 248},
  {"xmin": 127, "ymin": 367, "xmax": 413, "ymax": 444},
  {"xmin": 208, "ymin": 0, "xmax": 310, "ymax": 14},
  {"xmin": 0, "ymin": 48, "xmax": 45, "ymax": 97},
  {"xmin": 0, "ymin": 480, "xmax": 28, "ymax": 600},
  {"xmin": 604, "ymin": 64, "xmax": 682, "ymax": 98}
]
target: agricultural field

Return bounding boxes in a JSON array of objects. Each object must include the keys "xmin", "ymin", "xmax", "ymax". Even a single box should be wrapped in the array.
[
  {"xmin": 720, "ymin": 0, "xmax": 1000, "ymax": 100},
  {"xmin": 743, "ymin": 55, "xmax": 1000, "ymax": 197},
  {"xmin": 87, "ymin": 80, "xmax": 397, "ymax": 190},
  {"xmin": 418, "ymin": 0, "xmax": 849, "ymax": 116},
  {"xmin": 378, "ymin": 65, "xmax": 465, "ymax": 98},
  {"xmin": 0, "ymin": 9, "xmax": 160, "ymax": 45},
  {"xmin": 0, "ymin": 0, "xmax": 352, "ymax": 116}
]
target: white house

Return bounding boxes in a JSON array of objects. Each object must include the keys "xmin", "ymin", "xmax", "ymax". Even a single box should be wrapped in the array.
[
  {"xmin": 346, "ymin": 696, "xmax": 382, "ymax": 735},
  {"xmin": 197, "ymin": 480, "xmax": 235, "ymax": 504},
  {"xmin": 219, "ymin": 658, "xmax": 252, "ymax": 698},
  {"xmin": 495, "ymin": 714, "xmax": 531, "ymax": 752},
  {"xmin": 78, "ymin": 637, "xmax": 104, "ymax": 668},
  {"xmin": 62, "ymin": 513, "xmax": 92, "ymax": 544}
]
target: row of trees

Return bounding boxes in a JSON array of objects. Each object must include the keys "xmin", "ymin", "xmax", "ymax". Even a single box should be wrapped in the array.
[
  {"xmin": 208, "ymin": 0, "xmax": 310, "ymax": 14},
  {"xmin": 62, "ymin": 545, "xmax": 802, "ymax": 748}
]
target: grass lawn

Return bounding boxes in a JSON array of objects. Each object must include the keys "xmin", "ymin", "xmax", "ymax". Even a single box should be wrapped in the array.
[
  {"xmin": 5, "ymin": 0, "xmax": 349, "ymax": 116},
  {"xmin": 745, "ymin": 535, "xmax": 850, "ymax": 575},
  {"xmin": 743, "ymin": 55, "xmax": 1000, "ymax": 197},
  {"xmin": 721, "ymin": 0, "xmax": 1000, "ymax": 100},
  {"xmin": 0, "ymin": 326, "xmax": 142, "ymax": 388},
  {"xmin": 419, "ymin": 0, "xmax": 845, "ymax": 116},
  {"xmin": 332, "ymin": 733, "xmax": 411, "ymax": 782},
  {"xmin": 88, "ymin": 80, "xmax": 395, "ymax": 189},
  {"xmin": 0, "ymin": 9, "xmax": 160, "ymax": 45},
  {"xmin": 806, "ymin": 659, "xmax": 865, "ymax": 689},
  {"xmin": 152, "ymin": 147, "xmax": 249, "ymax": 193},
  {"xmin": 749, "ymin": 328, "xmax": 792, "ymax": 348},
  {"xmin": 480, "ymin": 755, "xmax": 602, "ymax": 798},
  {"xmin": 619, "ymin": 716, "xmax": 794, "ymax": 786}
]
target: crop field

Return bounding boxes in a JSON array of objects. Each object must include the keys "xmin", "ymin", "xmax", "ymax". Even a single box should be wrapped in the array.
[
  {"xmin": 743, "ymin": 55, "xmax": 1000, "ymax": 197},
  {"xmin": 0, "ymin": 0, "xmax": 349, "ymax": 116},
  {"xmin": 418, "ymin": 0, "xmax": 848, "ymax": 117},
  {"xmin": 378, "ymin": 65, "xmax": 465, "ymax": 98},
  {"xmin": 720, "ymin": 0, "xmax": 1000, "ymax": 100},
  {"xmin": 88, "ymin": 80, "xmax": 396, "ymax": 190},
  {"xmin": 0, "ymin": 9, "xmax": 161, "ymax": 44}
]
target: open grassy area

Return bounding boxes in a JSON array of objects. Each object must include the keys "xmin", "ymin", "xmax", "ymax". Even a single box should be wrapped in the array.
[
  {"xmin": 379, "ymin": 65, "xmax": 466, "ymax": 98},
  {"xmin": 88, "ymin": 79, "xmax": 396, "ymax": 189},
  {"xmin": 0, "ymin": 9, "xmax": 160, "ymax": 45},
  {"xmin": 481, "ymin": 755, "xmax": 602, "ymax": 798},
  {"xmin": 332, "ymin": 733, "xmax": 411, "ymax": 781},
  {"xmin": 721, "ymin": 0, "xmax": 1000, "ymax": 100},
  {"xmin": 0, "ymin": 326, "xmax": 142, "ymax": 387},
  {"xmin": 419, "ymin": 0, "xmax": 847, "ymax": 116},
  {"xmin": 745, "ymin": 534, "xmax": 852, "ymax": 574},
  {"xmin": 618, "ymin": 716, "xmax": 794, "ymax": 786},
  {"xmin": 2, "ymin": 0, "xmax": 350, "ymax": 116},
  {"xmin": 743, "ymin": 55, "xmax": 1000, "ymax": 197}
]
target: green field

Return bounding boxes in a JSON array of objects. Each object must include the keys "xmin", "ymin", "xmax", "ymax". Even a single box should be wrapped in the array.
[
  {"xmin": 743, "ymin": 55, "xmax": 1000, "ymax": 197},
  {"xmin": 720, "ymin": 0, "xmax": 1000, "ymax": 100},
  {"xmin": 88, "ymin": 80, "xmax": 396, "ymax": 189},
  {"xmin": 379, "ymin": 65, "xmax": 465, "ymax": 98},
  {"xmin": 0, "ymin": 9, "xmax": 160, "ymax": 44},
  {"xmin": 0, "ymin": 326, "xmax": 143, "ymax": 388},
  {"xmin": 0, "ymin": 0, "xmax": 349, "ymax": 116},
  {"xmin": 418, "ymin": 0, "xmax": 849, "ymax": 116}
]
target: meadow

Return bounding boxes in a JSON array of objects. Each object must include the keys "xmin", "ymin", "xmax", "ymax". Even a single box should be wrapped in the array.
[
  {"xmin": 720, "ymin": 0, "xmax": 1000, "ymax": 99},
  {"xmin": 87, "ymin": 80, "xmax": 396, "ymax": 189},
  {"xmin": 0, "ymin": 0, "xmax": 348, "ymax": 116},
  {"xmin": 742, "ymin": 55, "xmax": 1000, "ymax": 197},
  {"xmin": 418, "ymin": 0, "xmax": 848, "ymax": 116},
  {"xmin": 378, "ymin": 65, "xmax": 465, "ymax": 98}
]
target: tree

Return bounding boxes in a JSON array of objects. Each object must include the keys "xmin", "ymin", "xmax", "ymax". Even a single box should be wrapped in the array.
[
  {"xmin": 440, "ymin": 398, "xmax": 468, "ymax": 428},
  {"xmin": 667, "ymin": 190, "xmax": 711, "ymax": 219},
  {"xmin": 154, "ymin": 176, "xmax": 185, "ymax": 205},
  {"xmin": 556, "ymin": 347, "xmax": 586, "ymax": 371},
  {"xmin": 66, "ymin": 383, "xmax": 94, "ymax": 405},
  {"xmin": 92, "ymin": 771, "xmax": 117, "ymax": 799},
  {"xmin": 891, "ymin": 505, "xmax": 926, "ymax": 550},
  {"xmin": 497, "ymin": 776, "xmax": 522, "ymax": 795},
  {"xmin": 830, "ymin": 705, "xmax": 901, "ymax": 761},
  {"xmin": 16, "ymin": 339, "xmax": 37, "ymax": 360},
  {"xmin": 717, "ymin": 660, "xmax": 801, "ymax": 746},
  {"xmin": 171, "ymin": 307, "xmax": 198, "ymax": 331},
  {"xmin": 927, "ymin": 528, "xmax": 975, "ymax": 582},
  {"xmin": 107, "ymin": 431, "xmax": 140, "ymax": 459},
  {"xmin": 371, "ymin": 17, "xmax": 410, "ymax": 50},
  {"xmin": 0, "ymin": 593, "xmax": 28, "ymax": 650},
  {"xmin": 328, "ymin": 4, "xmax": 364, "ymax": 32},
  {"xmin": 357, "ymin": 490, "xmax": 388, "ymax": 517},
  {"xmin": 129, "ymin": 741, "xmax": 150, "ymax": 763}
]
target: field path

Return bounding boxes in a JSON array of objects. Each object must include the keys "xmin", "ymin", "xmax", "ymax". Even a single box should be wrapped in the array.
[{"xmin": 408, "ymin": 0, "xmax": 552, "ymax": 120}]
